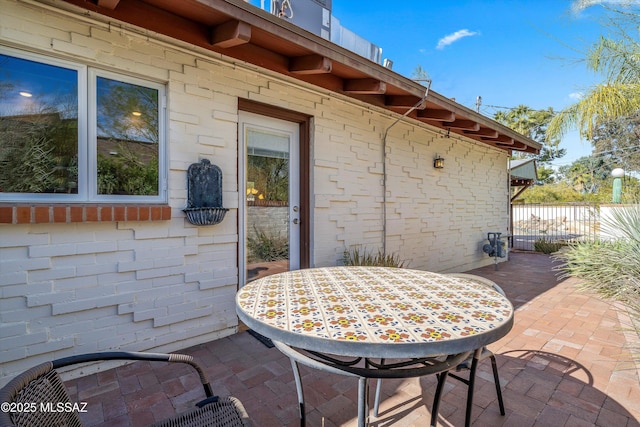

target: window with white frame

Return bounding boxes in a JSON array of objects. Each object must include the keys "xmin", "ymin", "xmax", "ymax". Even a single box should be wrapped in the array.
[{"xmin": 0, "ymin": 47, "xmax": 166, "ymax": 203}]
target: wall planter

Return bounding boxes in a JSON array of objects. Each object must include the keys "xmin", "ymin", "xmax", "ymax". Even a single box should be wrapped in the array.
[{"xmin": 183, "ymin": 158, "xmax": 228, "ymax": 226}]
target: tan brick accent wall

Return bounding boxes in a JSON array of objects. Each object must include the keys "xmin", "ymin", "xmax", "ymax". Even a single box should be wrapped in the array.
[{"xmin": 0, "ymin": 205, "xmax": 171, "ymax": 224}]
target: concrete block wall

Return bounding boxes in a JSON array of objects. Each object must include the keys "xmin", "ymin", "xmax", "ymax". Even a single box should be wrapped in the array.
[
  {"xmin": 0, "ymin": 0, "xmax": 510, "ymax": 384},
  {"xmin": 311, "ymin": 102, "xmax": 509, "ymax": 270}
]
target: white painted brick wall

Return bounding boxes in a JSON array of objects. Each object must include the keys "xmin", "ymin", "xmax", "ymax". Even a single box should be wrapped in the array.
[
  {"xmin": 0, "ymin": 0, "xmax": 511, "ymax": 385},
  {"xmin": 312, "ymin": 107, "xmax": 509, "ymax": 269}
]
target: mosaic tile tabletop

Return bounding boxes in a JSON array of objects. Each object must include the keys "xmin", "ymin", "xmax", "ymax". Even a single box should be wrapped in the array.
[{"xmin": 236, "ymin": 266, "xmax": 513, "ymax": 358}]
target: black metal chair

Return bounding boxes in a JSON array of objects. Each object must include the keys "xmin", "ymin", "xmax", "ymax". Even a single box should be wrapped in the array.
[
  {"xmin": 373, "ymin": 273, "xmax": 506, "ymax": 427},
  {"xmin": 0, "ymin": 351, "xmax": 251, "ymax": 427}
]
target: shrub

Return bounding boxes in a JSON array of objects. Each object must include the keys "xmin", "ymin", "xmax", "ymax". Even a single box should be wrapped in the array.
[
  {"xmin": 342, "ymin": 247, "xmax": 405, "ymax": 268},
  {"xmin": 97, "ymin": 153, "xmax": 158, "ymax": 195},
  {"xmin": 555, "ymin": 204, "xmax": 640, "ymax": 358},
  {"xmin": 557, "ymin": 239, "xmax": 640, "ymax": 323},
  {"xmin": 534, "ymin": 239, "xmax": 566, "ymax": 254},
  {"xmin": 247, "ymin": 226, "xmax": 288, "ymax": 263}
]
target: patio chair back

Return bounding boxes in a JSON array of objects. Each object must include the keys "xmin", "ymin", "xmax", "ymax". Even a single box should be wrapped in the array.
[
  {"xmin": 0, "ymin": 362, "xmax": 82, "ymax": 427},
  {"xmin": 0, "ymin": 351, "xmax": 251, "ymax": 427}
]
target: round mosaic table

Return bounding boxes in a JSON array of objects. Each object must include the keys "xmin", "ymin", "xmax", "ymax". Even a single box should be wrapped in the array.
[
  {"xmin": 236, "ymin": 266, "xmax": 514, "ymax": 427},
  {"xmin": 236, "ymin": 266, "xmax": 513, "ymax": 358}
]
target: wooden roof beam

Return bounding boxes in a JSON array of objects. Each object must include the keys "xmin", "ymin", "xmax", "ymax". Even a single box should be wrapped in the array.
[
  {"xmin": 385, "ymin": 95, "xmax": 427, "ymax": 111},
  {"xmin": 96, "ymin": 0, "xmax": 120, "ymax": 9},
  {"xmin": 484, "ymin": 134, "xmax": 514, "ymax": 145},
  {"xmin": 417, "ymin": 109, "xmax": 455, "ymax": 122},
  {"xmin": 512, "ymin": 178, "xmax": 534, "ymax": 186},
  {"xmin": 289, "ymin": 54, "xmax": 332, "ymax": 74},
  {"xmin": 447, "ymin": 119, "xmax": 480, "ymax": 131},
  {"xmin": 343, "ymin": 78, "xmax": 387, "ymax": 94},
  {"xmin": 210, "ymin": 19, "xmax": 251, "ymax": 48},
  {"xmin": 511, "ymin": 182, "xmax": 533, "ymax": 202},
  {"xmin": 464, "ymin": 128, "xmax": 499, "ymax": 138},
  {"xmin": 509, "ymin": 141, "xmax": 528, "ymax": 150}
]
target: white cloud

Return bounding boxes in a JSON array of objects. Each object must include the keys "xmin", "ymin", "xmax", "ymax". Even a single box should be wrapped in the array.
[
  {"xmin": 436, "ymin": 29, "xmax": 479, "ymax": 50},
  {"xmin": 569, "ymin": 92, "xmax": 584, "ymax": 100}
]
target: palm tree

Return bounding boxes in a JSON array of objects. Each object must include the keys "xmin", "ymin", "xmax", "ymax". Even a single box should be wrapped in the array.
[{"xmin": 547, "ymin": 35, "xmax": 640, "ymax": 142}]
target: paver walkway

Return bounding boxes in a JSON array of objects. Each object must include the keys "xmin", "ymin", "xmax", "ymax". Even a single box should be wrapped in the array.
[{"xmin": 65, "ymin": 252, "xmax": 640, "ymax": 426}]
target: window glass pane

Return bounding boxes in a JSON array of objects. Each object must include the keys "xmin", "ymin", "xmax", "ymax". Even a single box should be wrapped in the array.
[
  {"xmin": 96, "ymin": 77, "xmax": 159, "ymax": 196},
  {"xmin": 0, "ymin": 54, "xmax": 79, "ymax": 194}
]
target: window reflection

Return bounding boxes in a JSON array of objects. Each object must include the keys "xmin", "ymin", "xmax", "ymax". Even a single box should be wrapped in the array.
[
  {"xmin": 0, "ymin": 50, "xmax": 164, "ymax": 200},
  {"xmin": 96, "ymin": 77, "xmax": 159, "ymax": 196},
  {"xmin": 0, "ymin": 54, "xmax": 79, "ymax": 194}
]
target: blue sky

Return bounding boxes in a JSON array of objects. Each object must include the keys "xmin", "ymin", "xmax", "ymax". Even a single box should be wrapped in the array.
[{"xmin": 329, "ymin": 0, "xmax": 634, "ymax": 168}]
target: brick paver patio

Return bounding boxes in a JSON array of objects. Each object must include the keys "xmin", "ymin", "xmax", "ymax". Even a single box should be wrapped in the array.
[{"xmin": 65, "ymin": 252, "xmax": 640, "ymax": 426}]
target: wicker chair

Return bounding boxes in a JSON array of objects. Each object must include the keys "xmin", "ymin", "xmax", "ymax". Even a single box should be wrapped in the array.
[{"xmin": 0, "ymin": 351, "xmax": 251, "ymax": 427}]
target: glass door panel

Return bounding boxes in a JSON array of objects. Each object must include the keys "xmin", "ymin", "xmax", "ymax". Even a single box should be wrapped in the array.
[{"xmin": 239, "ymin": 112, "xmax": 299, "ymax": 285}]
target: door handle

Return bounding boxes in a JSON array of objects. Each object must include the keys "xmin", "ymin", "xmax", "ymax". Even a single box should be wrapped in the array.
[{"xmin": 293, "ymin": 218, "xmax": 299, "ymax": 224}]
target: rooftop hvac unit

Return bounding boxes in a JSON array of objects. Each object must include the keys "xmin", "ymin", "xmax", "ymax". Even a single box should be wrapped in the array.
[
  {"xmin": 331, "ymin": 17, "xmax": 383, "ymax": 64},
  {"xmin": 270, "ymin": 0, "xmax": 332, "ymax": 39},
  {"xmin": 267, "ymin": 0, "xmax": 383, "ymax": 64}
]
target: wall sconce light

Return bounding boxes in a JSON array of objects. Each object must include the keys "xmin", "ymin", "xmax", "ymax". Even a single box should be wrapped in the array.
[{"xmin": 433, "ymin": 155, "xmax": 444, "ymax": 169}]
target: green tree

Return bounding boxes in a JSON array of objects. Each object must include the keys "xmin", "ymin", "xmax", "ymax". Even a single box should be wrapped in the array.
[
  {"xmin": 589, "ymin": 112, "xmax": 640, "ymax": 173},
  {"xmin": 0, "ymin": 118, "xmax": 56, "ymax": 192},
  {"xmin": 515, "ymin": 183, "xmax": 588, "ymax": 203},
  {"xmin": 247, "ymin": 156, "xmax": 289, "ymax": 202},
  {"xmin": 557, "ymin": 155, "xmax": 610, "ymax": 194},
  {"xmin": 0, "ymin": 87, "xmax": 79, "ymax": 194},
  {"xmin": 555, "ymin": 203, "xmax": 640, "ymax": 343},
  {"xmin": 494, "ymin": 105, "xmax": 566, "ymax": 184}
]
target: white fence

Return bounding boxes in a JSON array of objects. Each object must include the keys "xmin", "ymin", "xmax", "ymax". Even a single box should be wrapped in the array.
[{"xmin": 511, "ymin": 203, "xmax": 600, "ymax": 251}]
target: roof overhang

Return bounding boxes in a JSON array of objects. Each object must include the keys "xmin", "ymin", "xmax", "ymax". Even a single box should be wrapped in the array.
[
  {"xmin": 51, "ymin": 0, "xmax": 541, "ymax": 154},
  {"xmin": 509, "ymin": 158, "xmax": 537, "ymax": 201},
  {"xmin": 509, "ymin": 158, "xmax": 538, "ymax": 186}
]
